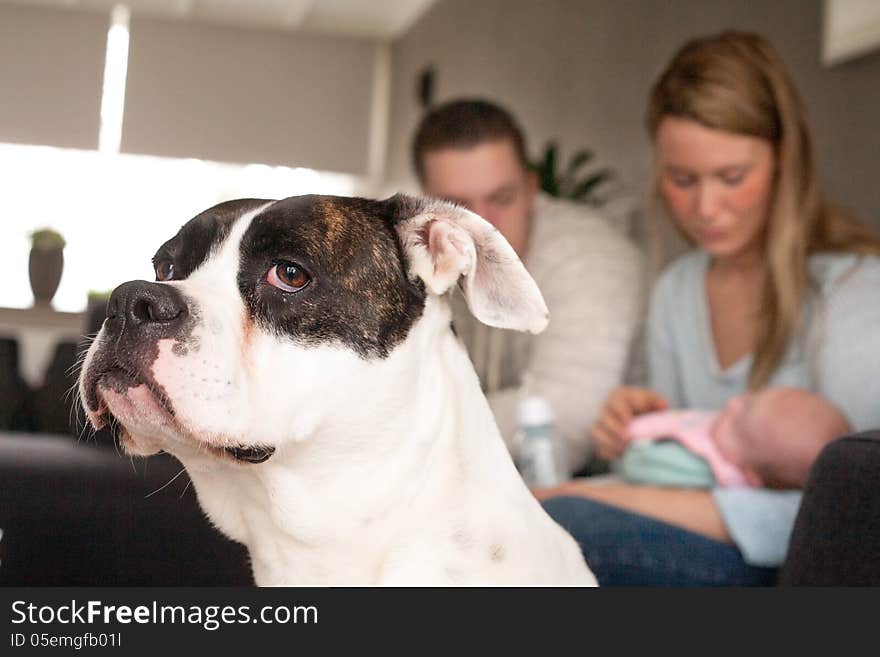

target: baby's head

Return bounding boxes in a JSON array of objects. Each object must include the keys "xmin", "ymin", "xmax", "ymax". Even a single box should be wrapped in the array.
[{"xmin": 712, "ymin": 387, "xmax": 852, "ymax": 489}]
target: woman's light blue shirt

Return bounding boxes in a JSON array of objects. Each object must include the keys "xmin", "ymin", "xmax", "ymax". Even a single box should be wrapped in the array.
[{"xmin": 647, "ymin": 250, "xmax": 880, "ymax": 566}]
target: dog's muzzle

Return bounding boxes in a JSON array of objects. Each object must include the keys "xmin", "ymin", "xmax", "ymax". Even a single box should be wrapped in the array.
[
  {"xmin": 81, "ymin": 280, "xmax": 190, "ymax": 413},
  {"xmin": 83, "ymin": 281, "xmax": 276, "ymax": 465},
  {"xmin": 81, "ymin": 281, "xmax": 188, "ymax": 420}
]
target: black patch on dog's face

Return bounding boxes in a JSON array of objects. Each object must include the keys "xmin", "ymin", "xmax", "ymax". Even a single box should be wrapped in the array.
[
  {"xmin": 237, "ymin": 195, "xmax": 426, "ymax": 358},
  {"xmin": 152, "ymin": 199, "xmax": 272, "ymax": 280}
]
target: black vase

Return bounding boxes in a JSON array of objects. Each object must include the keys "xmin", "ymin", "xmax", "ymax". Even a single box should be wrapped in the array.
[{"xmin": 28, "ymin": 247, "xmax": 64, "ymax": 306}]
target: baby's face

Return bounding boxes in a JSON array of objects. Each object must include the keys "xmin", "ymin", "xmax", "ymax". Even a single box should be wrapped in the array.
[
  {"xmin": 711, "ymin": 393, "xmax": 764, "ymax": 483},
  {"xmin": 712, "ymin": 387, "xmax": 851, "ymax": 489}
]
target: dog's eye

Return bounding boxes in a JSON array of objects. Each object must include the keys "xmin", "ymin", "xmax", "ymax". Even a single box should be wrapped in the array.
[
  {"xmin": 267, "ymin": 262, "xmax": 311, "ymax": 292},
  {"xmin": 155, "ymin": 260, "xmax": 175, "ymax": 282}
]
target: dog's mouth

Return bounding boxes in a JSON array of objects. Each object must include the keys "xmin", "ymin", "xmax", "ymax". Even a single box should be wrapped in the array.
[
  {"xmin": 91, "ymin": 367, "xmax": 275, "ymax": 465},
  {"xmin": 220, "ymin": 445, "xmax": 276, "ymax": 464},
  {"xmin": 95, "ymin": 366, "xmax": 173, "ymax": 417}
]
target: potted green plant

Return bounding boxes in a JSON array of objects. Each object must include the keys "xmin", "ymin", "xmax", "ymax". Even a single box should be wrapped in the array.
[
  {"xmin": 529, "ymin": 142, "xmax": 616, "ymax": 207},
  {"xmin": 29, "ymin": 227, "xmax": 66, "ymax": 307}
]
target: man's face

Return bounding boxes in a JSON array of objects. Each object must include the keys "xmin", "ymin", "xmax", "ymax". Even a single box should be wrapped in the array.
[{"xmin": 420, "ymin": 139, "xmax": 537, "ymax": 257}]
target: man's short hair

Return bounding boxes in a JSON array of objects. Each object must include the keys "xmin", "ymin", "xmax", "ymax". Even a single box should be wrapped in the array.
[{"xmin": 411, "ymin": 98, "xmax": 529, "ymax": 182}]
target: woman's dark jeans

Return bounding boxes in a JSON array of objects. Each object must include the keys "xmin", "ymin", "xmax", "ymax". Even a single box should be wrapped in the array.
[{"xmin": 542, "ymin": 496, "xmax": 777, "ymax": 586}]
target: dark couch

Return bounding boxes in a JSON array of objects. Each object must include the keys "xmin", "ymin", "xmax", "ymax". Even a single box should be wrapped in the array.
[
  {"xmin": 0, "ymin": 339, "xmax": 33, "ymax": 432},
  {"xmin": 778, "ymin": 431, "xmax": 880, "ymax": 586},
  {"xmin": 0, "ymin": 305, "xmax": 253, "ymax": 586},
  {"xmin": 0, "ymin": 431, "xmax": 253, "ymax": 585}
]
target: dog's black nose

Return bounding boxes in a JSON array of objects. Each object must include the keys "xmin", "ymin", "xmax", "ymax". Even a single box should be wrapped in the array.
[{"xmin": 107, "ymin": 280, "xmax": 188, "ymax": 329}]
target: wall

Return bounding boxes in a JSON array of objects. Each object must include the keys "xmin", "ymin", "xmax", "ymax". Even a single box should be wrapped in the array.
[{"xmin": 385, "ymin": 0, "xmax": 880, "ymax": 262}]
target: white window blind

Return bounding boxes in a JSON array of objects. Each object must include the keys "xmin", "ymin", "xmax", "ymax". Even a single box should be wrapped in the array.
[
  {"xmin": 121, "ymin": 15, "xmax": 377, "ymax": 174},
  {"xmin": 0, "ymin": 3, "xmax": 107, "ymax": 150}
]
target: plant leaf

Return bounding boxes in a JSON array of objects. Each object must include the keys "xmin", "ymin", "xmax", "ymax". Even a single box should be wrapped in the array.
[
  {"xmin": 563, "ymin": 149, "xmax": 594, "ymax": 179},
  {"xmin": 558, "ymin": 150, "xmax": 595, "ymax": 195},
  {"xmin": 540, "ymin": 142, "xmax": 558, "ymax": 196},
  {"xmin": 570, "ymin": 169, "xmax": 614, "ymax": 201}
]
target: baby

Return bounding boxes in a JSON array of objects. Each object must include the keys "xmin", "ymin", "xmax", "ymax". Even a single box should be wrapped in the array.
[{"xmin": 618, "ymin": 387, "xmax": 852, "ymax": 489}]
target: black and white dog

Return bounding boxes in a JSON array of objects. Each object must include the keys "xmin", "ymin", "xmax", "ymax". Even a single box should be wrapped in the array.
[{"xmin": 79, "ymin": 194, "xmax": 597, "ymax": 586}]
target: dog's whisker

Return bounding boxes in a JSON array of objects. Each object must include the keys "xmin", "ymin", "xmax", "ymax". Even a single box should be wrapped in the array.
[
  {"xmin": 76, "ymin": 418, "xmax": 92, "ymax": 445},
  {"xmin": 145, "ymin": 467, "xmax": 187, "ymax": 499},
  {"xmin": 109, "ymin": 417, "xmax": 124, "ymax": 459},
  {"xmin": 65, "ymin": 355, "xmax": 87, "ymax": 377},
  {"xmin": 65, "ymin": 380, "xmax": 87, "ymax": 433}
]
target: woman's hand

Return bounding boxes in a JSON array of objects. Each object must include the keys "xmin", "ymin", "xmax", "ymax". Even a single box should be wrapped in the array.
[{"xmin": 591, "ymin": 386, "xmax": 669, "ymax": 460}]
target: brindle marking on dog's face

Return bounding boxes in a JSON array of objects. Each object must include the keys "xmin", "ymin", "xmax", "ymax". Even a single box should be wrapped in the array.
[{"xmin": 237, "ymin": 194, "xmax": 427, "ymax": 358}]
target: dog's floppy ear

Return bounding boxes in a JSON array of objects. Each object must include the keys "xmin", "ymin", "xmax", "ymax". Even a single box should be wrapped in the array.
[{"xmin": 387, "ymin": 194, "xmax": 548, "ymax": 334}]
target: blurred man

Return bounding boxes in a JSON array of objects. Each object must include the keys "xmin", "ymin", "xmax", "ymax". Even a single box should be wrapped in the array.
[{"xmin": 411, "ymin": 98, "xmax": 644, "ymax": 474}]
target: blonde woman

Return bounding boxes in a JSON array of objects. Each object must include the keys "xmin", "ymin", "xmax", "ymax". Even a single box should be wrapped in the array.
[{"xmin": 538, "ymin": 30, "xmax": 880, "ymax": 585}]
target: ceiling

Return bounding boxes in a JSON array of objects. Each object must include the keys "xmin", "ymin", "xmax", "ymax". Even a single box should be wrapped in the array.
[{"xmin": 1, "ymin": 0, "xmax": 437, "ymax": 40}]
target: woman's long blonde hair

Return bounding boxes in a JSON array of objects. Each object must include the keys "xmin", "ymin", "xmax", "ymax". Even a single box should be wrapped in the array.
[{"xmin": 646, "ymin": 30, "xmax": 880, "ymax": 390}]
